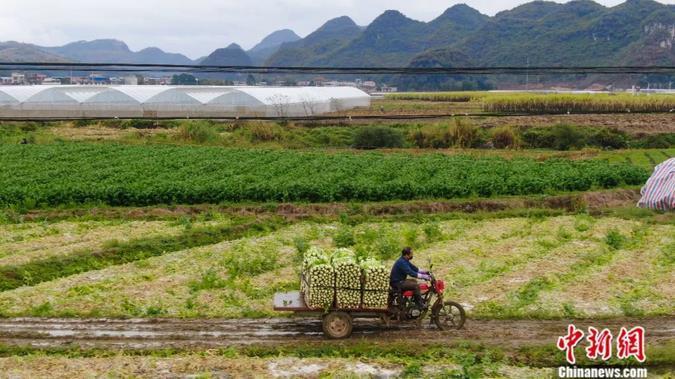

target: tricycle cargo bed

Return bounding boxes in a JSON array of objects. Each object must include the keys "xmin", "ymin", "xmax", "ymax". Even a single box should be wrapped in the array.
[{"xmin": 273, "ymin": 291, "xmax": 388, "ymax": 314}]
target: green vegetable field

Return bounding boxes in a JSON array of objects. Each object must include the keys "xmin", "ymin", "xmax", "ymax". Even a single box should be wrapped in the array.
[{"xmin": 0, "ymin": 143, "xmax": 648, "ymax": 207}]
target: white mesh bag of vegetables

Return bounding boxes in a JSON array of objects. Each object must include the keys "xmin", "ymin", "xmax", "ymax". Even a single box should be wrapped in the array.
[
  {"xmin": 302, "ymin": 246, "xmax": 335, "ymax": 309},
  {"xmin": 361, "ymin": 258, "xmax": 389, "ymax": 309},
  {"xmin": 332, "ymin": 248, "xmax": 362, "ymax": 309}
]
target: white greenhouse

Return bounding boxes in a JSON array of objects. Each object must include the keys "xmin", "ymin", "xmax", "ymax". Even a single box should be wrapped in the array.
[{"xmin": 0, "ymin": 85, "xmax": 371, "ymax": 118}]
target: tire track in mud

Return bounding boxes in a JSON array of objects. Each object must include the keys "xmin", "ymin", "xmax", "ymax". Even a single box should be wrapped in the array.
[{"xmin": 0, "ymin": 317, "xmax": 672, "ymax": 350}]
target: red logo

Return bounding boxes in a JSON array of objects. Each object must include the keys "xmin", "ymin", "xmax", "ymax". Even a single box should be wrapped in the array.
[
  {"xmin": 616, "ymin": 326, "xmax": 646, "ymax": 362},
  {"xmin": 557, "ymin": 325, "xmax": 646, "ymax": 364},
  {"xmin": 586, "ymin": 327, "xmax": 613, "ymax": 361},
  {"xmin": 557, "ymin": 324, "xmax": 585, "ymax": 364}
]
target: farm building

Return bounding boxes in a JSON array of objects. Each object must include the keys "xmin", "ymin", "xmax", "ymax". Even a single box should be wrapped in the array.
[{"xmin": 0, "ymin": 85, "xmax": 370, "ymax": 118}]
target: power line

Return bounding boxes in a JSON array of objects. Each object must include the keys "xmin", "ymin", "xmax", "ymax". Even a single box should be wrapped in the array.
[{"xmin": 1, "ymin": 62, "xmax": 674, "ymax": 75}]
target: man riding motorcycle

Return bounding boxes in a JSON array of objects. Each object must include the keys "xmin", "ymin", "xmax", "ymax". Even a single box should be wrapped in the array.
[{"xmin": 390, "ymin": 247, "xmax": 431, "ymax": 309}]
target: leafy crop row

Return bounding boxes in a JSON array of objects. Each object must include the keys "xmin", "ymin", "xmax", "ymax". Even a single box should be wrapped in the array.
[{"xmin": 0, "ymin": 144, "xmax": 648, "ymax": 207}]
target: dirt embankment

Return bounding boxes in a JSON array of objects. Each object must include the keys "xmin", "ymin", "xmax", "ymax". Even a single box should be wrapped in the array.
[
  {"xmin": 12, "ymin": 189, "xmax": 642, "ymax": 223},
  {"xmin": 474, "ymin": 114, "xmax": 675, "ymax": 135}
]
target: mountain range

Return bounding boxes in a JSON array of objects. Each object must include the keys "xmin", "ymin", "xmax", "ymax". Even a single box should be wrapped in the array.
[{"xmin": 0, "ymin": 0, "xmax": 673, "ymax": 86}]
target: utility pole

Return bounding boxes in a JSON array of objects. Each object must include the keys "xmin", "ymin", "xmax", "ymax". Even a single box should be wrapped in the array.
[{"xmin": 525, "ymin": 57, "xmax": 530, "ymax": 91}]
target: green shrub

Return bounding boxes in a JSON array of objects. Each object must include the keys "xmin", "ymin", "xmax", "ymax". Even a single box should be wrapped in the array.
[
  {"xmin": 30, "ymin": 301, "xmax": 53, "ymax": 317},
  {"xmin": 176, "ymin": 122, "xmax": 219, "ymax": 143},
  {"xmin": 521, "ymin": 127, "xmax": 556, "ymax": 149},
  {"xmin": 145, "ymin": 305, "xmax": 167, "ymax": 316},
  {"xmin": 408, "ymin": 124, "xmax": 453, "ymax": 148},
  {"xmin": 490, "ymin": 126, "xmax": 520, "ymax": 149},
  {"xmin": 18, "ymin": 122, "xmax": 41, "ymax": 132},
  {"xmin": 409, "ymin": 120, "xmax": 484, "ymax": 149},
  {"xmin": 632, "ymin": 133, "xmax": 675, "ymax": 148},
  {"xmin": 422, "ymin": 223, "xmax": 443, "ymax": 242},
  {"xmin": 353, "ymin": 126, "xmax": 404, "ymax": 149},
  {"xmin": 72, "ymin": 120, "xmax": 92, "ymax": 128},
  {"xmin": 588, "ymin": 128, "xmax": 628, "ymax": 149},
  {"xmin": 521, "ymin": 125, "xmax": 587, "ymax": 150},
  {"xmin": 244, "ymin": 122, "xmax": 285, "ymax": 142},
  {"xmin": 303, "ymin": 127, "xmax": 355, "ymax": 147},
  {"xmin": 189, "ymin": 269, "xmax": 228, "ymax": 292},
  {"xmin": 551, "ymin": 124, "xmax": 587, "ymax": 150},
  {"xmin": 334, "ymin": 225, "xmax": 356, "ymax": 247},
  {"xmin": 605, "ymin": 229, "xmax": 626, "ymax": 250},
  {"xmin": 121, "ymin": 119, "xmax": 157, "ymax": 129},
  {"xmin": 450, "ymin": 118, "xmax": 483, "ymax": 148},
  {"xmin": 403, "ymin": 226, "xmax": 419, "ymax": 247}
]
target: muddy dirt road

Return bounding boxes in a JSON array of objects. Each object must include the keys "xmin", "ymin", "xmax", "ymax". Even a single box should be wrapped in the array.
[{"xmin": 0, "ymin": 317, "xmax": 672, "ymax": 350}]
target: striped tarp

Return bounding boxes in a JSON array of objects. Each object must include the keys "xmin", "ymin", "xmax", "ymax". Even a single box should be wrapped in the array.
[{"xmin": 638, "ymin": 158, "xmax": 675, "ymax": 211}]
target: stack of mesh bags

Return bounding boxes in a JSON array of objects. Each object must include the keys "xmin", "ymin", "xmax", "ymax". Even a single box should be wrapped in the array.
[
  {"xmin": 361, "ymin": 258, "xmax": 389, "ymax": 309},
  {"xmin": 332, "ymin": 248, "xmax": 362, "ymax": 309},
  {"xmin": 302, "ymin": 246, "xmax": 335, "ymax": 309}
]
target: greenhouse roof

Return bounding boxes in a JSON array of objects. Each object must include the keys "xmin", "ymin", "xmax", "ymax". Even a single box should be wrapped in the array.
[{"xmin": 0, "ymin": 85, "xmax": 370, "ymax": 118}]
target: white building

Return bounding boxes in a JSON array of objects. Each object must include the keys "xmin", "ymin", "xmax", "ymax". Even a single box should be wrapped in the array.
[
  {"xmin": 41, "ymin": 78, "xmax": 62, "ymax": 85},
  {"xmin": 11, "ymin": 73, "xmax": 25, "ymax": 85}
]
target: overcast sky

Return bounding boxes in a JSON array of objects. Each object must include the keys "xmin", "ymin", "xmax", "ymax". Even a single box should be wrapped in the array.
[{"xmin": 1, "ymin": 0, "xmax": 673, "ymax": 59}]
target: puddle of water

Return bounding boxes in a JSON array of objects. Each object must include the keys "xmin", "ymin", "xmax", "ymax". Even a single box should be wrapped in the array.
[
  {"xmin": 346, "ymin": 362, "xmax": 401, "ymax": 378},
  {"xmin": 268, "ymin": 358, "xmax": 327, "ymax": 378}
]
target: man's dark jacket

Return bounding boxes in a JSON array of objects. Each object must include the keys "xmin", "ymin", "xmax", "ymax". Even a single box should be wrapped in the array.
[{"xmin": 390, "ymin": 256, "xmax": 419, "ymax": 284}]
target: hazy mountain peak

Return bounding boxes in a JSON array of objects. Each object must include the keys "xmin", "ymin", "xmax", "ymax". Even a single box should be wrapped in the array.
[
  {"xmin": 138, "ymin": 47, "xmax": 163, "ymax": 53},
  {"xmin": 0, "ymin": 42, "xmax": 70, "ymax": 63},
  {"xmin": 436, "ymin": 4, "xmax": 483, "ymax": 19},
  {"xmin": 135, "ymin": 46, "xmax": 193, "ymax": 64},
  {"xmin": 305, "ymin": 16, "xmax": 361, "ymax": 42},
  {"xmin": 374, "ymin": 10, "xmax": 409, "ymax": 22},
  {"xmin": 368, "ymin": 9, "xmax": 420, "ymax": 31},
  {"xmin": 430, "ymin": 3, "xmax": 488, "ymax": 28},
  {"xmin": 250, "ymin": 29, "xmax": 300, "ymax": 53},
  {"xmin": 496, "ymin": 1, "xmax": 562, "ymax": 19},
  {"xmin": 563, "ymin": 0, "xmax": 606, "ymax": 11},
  {"xmin": 317, "ymin": 16, "xmax": 358, "ymax": 33},
  {"xmin": 202, "ymin": 43, "xmax": 253, "ymax": 66},
  {"xmin": 264, "ymin": 15, "xmax": 361, "ymax": 66},
  {"xmin": 248, "ymin": 29, "xmax": 302, "ymax": 64},
  {"xmin": 615, "ymin": 0, "xmax": 664, "ymax": 11},
  {"xmin": 66, "ymin": 39, "xmax": 131, "ymax": 51}
]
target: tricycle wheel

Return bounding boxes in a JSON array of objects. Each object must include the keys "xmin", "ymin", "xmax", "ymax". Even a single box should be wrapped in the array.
[
  {"xmin": 379, "ymin": 314, "xmax": 391, "ymax": 327},
  {"xmin": 431, "ymin": 300, "xmax": 465, "ymax": 330},
  {"xmin": 322, "ymin": 311, "xmax": 353, "ymax": 339}
]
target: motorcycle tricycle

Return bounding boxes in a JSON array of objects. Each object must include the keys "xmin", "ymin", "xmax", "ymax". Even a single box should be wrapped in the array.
[{"xmin": 274, "ymin": 270, "xmax": 465, "ymax": 339}]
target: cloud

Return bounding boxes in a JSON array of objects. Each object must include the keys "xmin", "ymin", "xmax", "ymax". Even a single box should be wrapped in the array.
[{"xmin": 1, "ymin": 0, "xmax": 669, "ymax": 58}]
